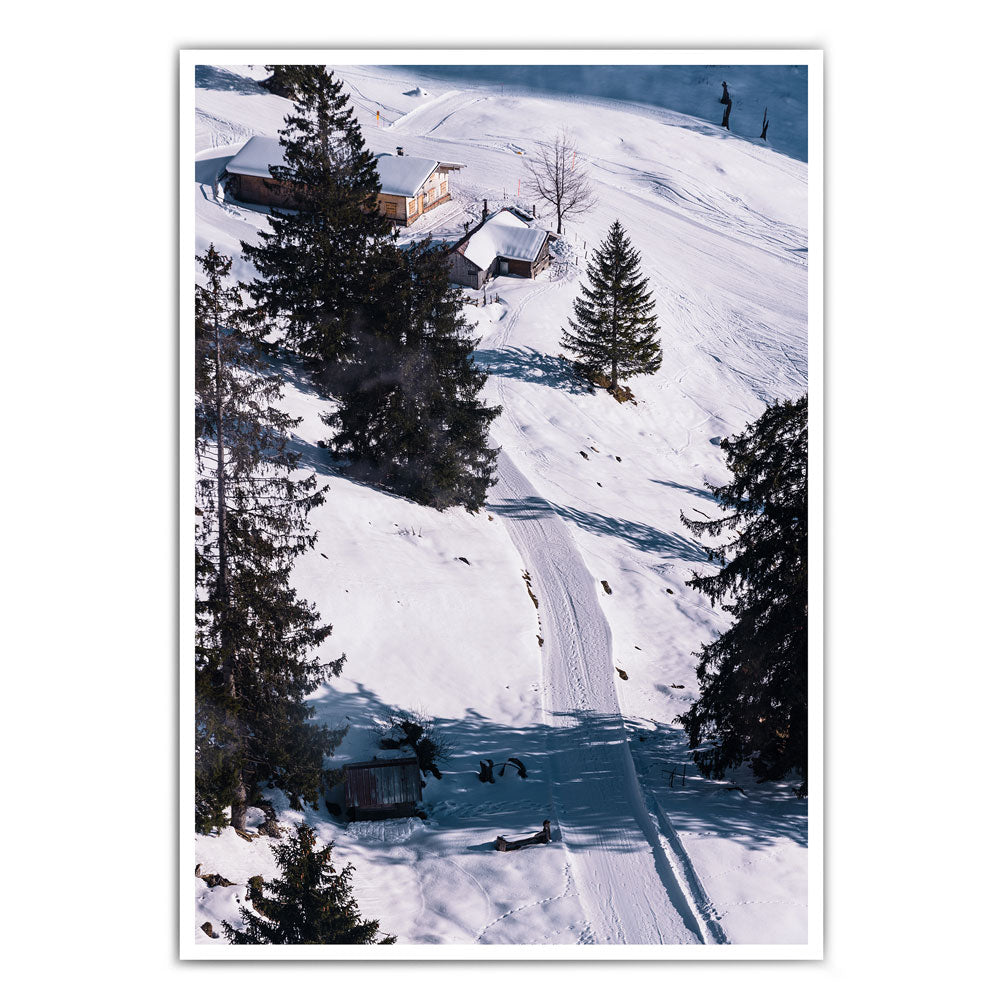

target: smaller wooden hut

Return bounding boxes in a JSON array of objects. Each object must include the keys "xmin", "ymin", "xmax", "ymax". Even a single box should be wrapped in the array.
[
  {"xmin": 223, "ymin": 136, "xmax": 303, "ymax": 208},
  {"xmin": 447, "ymin": 209, "xmax": 552, "ymax": 289},
  {"xmin": 343, "ymin": 757, "xmax": 423, "ymax": 821}
]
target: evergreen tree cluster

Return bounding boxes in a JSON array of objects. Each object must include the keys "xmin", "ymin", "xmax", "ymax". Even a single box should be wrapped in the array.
[
  {"xmin": 677, "ymin": 395, "xmax": 808, "ymax": 796},
  {"xmin": 561, "ymin": 219, "xmax": 662, "ymax": 393},
  {"xmin": 331, "ymin": 237, "xmax": 499, "ymax": 509},
  {"xmin": 195, "ymin": 67, "xmax": 499, "ymax": 839},
  {"xmin": 195, "ymin": 245, "xmax": 345, "ymax": 835},
  {"xmin": 243, "ymin": 66, "xmax": 499, "ymax": 512},
  {"xmin": 243, "ymin": 69, "xmax": 390, "ymax": 367},
  {"xmin": 224, "ymin": 824, "xmax": 395, "ymax": 944},
  {"xmin": 194, "ymin": 66, "xmax": 501, "ymax": 946}
]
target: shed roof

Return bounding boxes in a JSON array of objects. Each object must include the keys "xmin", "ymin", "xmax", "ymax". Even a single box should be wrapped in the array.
[
  {"xmin": 225, "ymin": 136, "xmax": 285, "ymax": 178},
  {"xmin": 459, "ymin": 209, "xmax": 549, "ymax": 270},
  {"xmin": 225, "ymin": 137, "xmax": 440, "ymax": 198}
]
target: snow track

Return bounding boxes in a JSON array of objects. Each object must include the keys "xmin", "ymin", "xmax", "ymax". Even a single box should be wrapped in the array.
[{"xmin": 489, "ymin": 451, "xmax": 720, "ymax": 945}]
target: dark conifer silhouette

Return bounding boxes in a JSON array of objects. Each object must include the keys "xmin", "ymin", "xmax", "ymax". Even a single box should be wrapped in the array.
[
  {"xmin": 195, "ymin": 245, "xmax": 345, "ymax": 834},
  {"xmin": 677, "ymin": 396, "xmax": 808, "ymax": 796},
  {"xmin": 242, "ymin": 66, "xmax": 392, "ymax": 371},
  {"xmin": 223, "ymin": 824, "xmax": 395, "ymax": 944},
  {"xmin": 330, "ymin": 238, "xmax": 500, "ymax": 511},
  {"xmin": 560, "ymin": 220, "xmax": 662, "ymax": 393}
]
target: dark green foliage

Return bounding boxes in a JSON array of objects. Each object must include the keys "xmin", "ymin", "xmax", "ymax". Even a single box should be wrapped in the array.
[
  {"xmin": 195, "ymin": 245, "xmax": 345, "ymax": 833},
  {"xmin": 560, "ymin": 220, "xmax": 662, "ymax": 391},
  {"xmin": 329, "ymin": 238, "xmax": 500, "ymax": 512},
  {"xmin": 260, "ymin": 64, "xmax": 315, "ymax": 100},
  {"xmin": 242, "ymin": 66, "xmax": 392, "ymax": 367},
  {"xmin": 223, "ymin": 824, "xmax": 395, "ymax": 944},
  {"xmin": 240, "ymin": 67, "xmax": 498, "ymax": 513},
  {"xmin": 677, "ymin": 395, "xmax": 808, "ymax": 796}
]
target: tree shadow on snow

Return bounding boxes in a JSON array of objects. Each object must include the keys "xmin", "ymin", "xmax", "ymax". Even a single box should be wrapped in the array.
[
  {"xmin": 305, "ymin": 682, "xmax": 806, "ymax": 856},
  {"xmin": 195, "ymin": 65, "xmax": 266, "ymax": 96},
  {"xmin": 649, "ymin": 479, "xmax": 720, "ymax": 508},
  {"xmin": 624, "ymin": 723, "xmax": 808, "ymax": 850},
  {"xmin": 475, "ymin": 347, "xmax": 589, "ymax": 395},
  {"xmin": 488, "ymin": 494, "xmax": 709, "ymax": 561}
]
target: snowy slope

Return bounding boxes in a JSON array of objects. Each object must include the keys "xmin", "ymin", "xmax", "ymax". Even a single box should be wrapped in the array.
[
  {"xmin": 191, "ymin": 63, "xmax": 810, "ymax": 950},
  {"xmin": 401, "ymin": 63, "xmax": 809, "ymax": 162}
]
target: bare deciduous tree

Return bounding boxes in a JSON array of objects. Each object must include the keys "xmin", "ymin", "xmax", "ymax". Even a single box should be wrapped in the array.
[{"xmin": 525, "ymin": 129, "xmax": 596, "ymax": 235}]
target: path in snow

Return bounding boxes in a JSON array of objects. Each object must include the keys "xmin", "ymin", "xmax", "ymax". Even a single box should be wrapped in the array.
[
  {"xmin": 477, "ymin": 254, "xmax": 727, "ymax": 945},
  {"xmin": 489, "ymin": 450, "xmax": 723, "ymax": 945}
]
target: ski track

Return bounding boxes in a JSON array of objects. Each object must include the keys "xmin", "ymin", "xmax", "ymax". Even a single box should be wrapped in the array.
[
  {"xmin": 480, "ymin": 254, "xmax": 727, "ymax": 945},
  {"xmin": 489, "ymin": 449, "xmax": 720, "ymax": 945}
]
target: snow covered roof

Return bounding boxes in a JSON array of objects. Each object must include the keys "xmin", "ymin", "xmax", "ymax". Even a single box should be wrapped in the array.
[
  {"xmin": 373, "ymin": 153, "xmax": 439, "ymax": 197},
  {"xmin": 460, "ymin": 210, "xmax": 549, "ymax": 270},
  {"xmin": 225, "ymin": 135, "xmax": 285, "ymax": 178},
  {"xmin": 225, "ymin": 138, "xmax": 441, "ymax": 198}
]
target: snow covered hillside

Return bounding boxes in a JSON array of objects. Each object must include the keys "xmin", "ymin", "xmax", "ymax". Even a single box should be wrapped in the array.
[
  {"xmin": 192, "ymin": 62, "xmax": 810, "ymax": 950},
  {"xmin": 401, "ymin": 63, "xmax": 809, "ymax": 163}
]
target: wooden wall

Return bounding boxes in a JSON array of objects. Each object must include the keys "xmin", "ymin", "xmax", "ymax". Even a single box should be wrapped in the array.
[
  {"xmin": 448, "ymin": 250, "xmax": 489, "ymax": 288},
  {"xmin": 229, "ymin": 165, "xmax": 455, "ymax": 227},
  {"xmin": 376, "ymin": 192, "xmax": 407, "ymax": 221},
  {"xmin": 227, "ymin": 172, "xmax": 304, "ymax": 209}
]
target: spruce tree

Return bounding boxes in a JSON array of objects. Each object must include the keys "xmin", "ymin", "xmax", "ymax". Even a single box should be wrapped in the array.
[
  {"xmin": 195, "ymin": 245, "xmax": 345, "ymax": 834},
  {"xmin": 330, "ymin": 238, "xmax": 500, "ymax": 511},
  {"xmin": 677, "ymin": 395, "xmax": 808, "ymax": 796},
  {"xmin": 242, "ymin": 66, "xmax": 392, "ymax": 370},
  {"xmin": 560, "ymin": 220, "xmax": 662, "ymax": 392},
  {"xmin": 223, "ymin": 824, "xmax": 395, "ymax": 944}
]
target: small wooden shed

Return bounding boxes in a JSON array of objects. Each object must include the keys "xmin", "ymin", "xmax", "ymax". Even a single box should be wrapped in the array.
[
  {"xmin": 223, "ymin": 136, "xmax": 304, "ymax": 208},
  {"xmin": 343, "ymin": 757, "xmax": 423, "ymax": 820},
  {"xmin": 447, "ymin": 208, "xmax": 552, "ymax": 289}
]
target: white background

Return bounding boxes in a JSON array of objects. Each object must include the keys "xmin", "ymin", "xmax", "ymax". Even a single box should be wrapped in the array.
[{"xmin": 2, "ymin": 1, "xmax": 994, "ymax": 994}]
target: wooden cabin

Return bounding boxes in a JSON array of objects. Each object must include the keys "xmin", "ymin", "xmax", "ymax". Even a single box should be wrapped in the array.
[
  {"xmin": 374, "ymin": 148, "xmax": 464, "ymax": 226},
  {"xmin": 223, "ymin": 137, "xmax": 463, "ymax": 225},
  {"xmin": 447, "ymin": 209, "xmax": 552, "ymax": 289},
  {"xmin": 343, "ymin": 757, "xmax": 423, "ymax": 821},
  {"xmin": 223, "ymin": 136, "xmax": 302, "ymax": 208}
]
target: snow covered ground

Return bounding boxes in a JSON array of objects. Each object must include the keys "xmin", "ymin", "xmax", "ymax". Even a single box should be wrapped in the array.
[{"xmin": 190, "ymin": 61, "xmax": 812, "ymax": 953}]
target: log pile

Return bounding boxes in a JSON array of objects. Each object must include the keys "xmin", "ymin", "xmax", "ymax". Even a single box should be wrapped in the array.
[{"xmin": 495, "ymin": 820, "xmax": 551, "ymax": 852}]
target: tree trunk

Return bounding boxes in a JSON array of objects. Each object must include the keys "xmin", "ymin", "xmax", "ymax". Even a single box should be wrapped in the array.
[
  {"xmin": 610, "ymin": 297, "xmax": 619, "ymax": 391},
  {"xmin": 214, "ymin": 306, "xmax": 246, "ymax": 834},
  {"xmin": 231, "ymin": 778, "xmax": 248, "ymax": 832}
]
